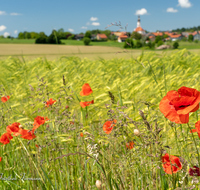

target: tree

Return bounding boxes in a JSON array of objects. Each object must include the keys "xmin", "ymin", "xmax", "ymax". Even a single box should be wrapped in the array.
[
  {"xmin": 123, "ymin": 38, "xmax": 134, "ymax": 48},
  {"xmin": 188, "ymin": 34, "xmax": 194, "ymax": 41},
  {"xmin": 157, "ymin": 40, "xmax": 163, "ymax": 47},
  {"xmin": 173, "ymin": 41, "xmax": 179, "ymax": 49},
  {"xmin": 83, "ymin": 37, "xmax": 91, "ymax": 45},
  {"xmin": 163, "ymin": 34, "xmax": 169, "ymax": 39},
  {"xmin": 131, "ymin": 32, "xmax": 142, "ymax": 40},
  {"xmin": 39, "ymin": 32, "xmax": 47, "ymax": 38},
  {"xmin": 68, "ymin": 35, "xmax": 75, "ymax": 40},
  {"xmin": 35, "ymin": 36, "xmax": 47, "ymax": 44},
  {"xmin": 18, "ymin": 32, "xmax": 24, "ymax": 39},
  {"xmin": 85, "ymin": 30, "xmax": 91, "ymax": 39},
  {"xmin": 30, "ymin": 32, "xmax": 39, "ymax": 39},
  {"xmin": 155, "ymin": 36, "xmax": 163, "ymax": 43},
  {"xmin": 46, "ymin": 30, "xmax": 61, "ymax": 44},
  {"xmin": 25, "ymin": 32, "xmax": 31, "ymax": 39},
  {"xmin": 136, "ymin": 40, "xmax": 142, "ymax": 48}
]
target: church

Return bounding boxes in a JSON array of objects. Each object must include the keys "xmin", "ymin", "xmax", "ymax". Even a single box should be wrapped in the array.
[{"xmin": 134, "ymin": 16, "xmax": 146, "ymax": 35}]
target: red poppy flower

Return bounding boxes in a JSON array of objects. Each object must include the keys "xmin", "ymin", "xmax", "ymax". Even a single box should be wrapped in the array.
[
  {"xmin": 189, "ymin": 166, "xmax": 200, "ymax": 176},
  {"xmin": 1, "ymin": 96, "xmax": 10, "ymax": 103},
  {"xmin": 20, "ymin": 129, "xmax": 36, "ymax": 140},
  {"xmin": 159, "ymin": 86, "xmax": 200, "ymax": 124},
  {"xmin": 103, "ymin": 119, "xmax": 117, "ymax": 134},
  {"xmin": 190, "ymin": 120, "xmax": 200, "ymax": 138},
  {"xmin": 80, "ymin": 83, "xmax": 93, "ymax": 96},
  {"xmin": 126, "ymin": 141, "xmax": 134, "ymax": 149},
  {"xmin": 162, "ymin": 153, "xmax": 182, "ymax": 174},
  {"xmin": 80, "ymin": 100, "xmax": 94, "ymax": 108},
  {"xmin": 70, "ymin": 121, "xmax": 74, "ymax": 125},
  {"xmin": 32, "ymin": 116, "xmax": 49, "ymax": 132},
  {"xmin": 0, "ymin": 133, "xmax": 13, "ymax": 145},
  {"xmin": 80, "ymin": 132, "xmax": 84, "ymax": 137},
  {"xmin": 0, "ymin": 157, "xmax": 2, "ymax": 162},
  {"xmin": 45, "ymin": 98, "xmax": 56, "ymax": 107},
  {"xmin": 35, "ymin": 144, "xmax": 39, "ymax": 148},
  {"xmin": 65, "ymin": 105, "xmax": 69, "ymax": 109},
  {"xmin": 6, "ymin": 122, "xmax": 21, "ymax": 136}
]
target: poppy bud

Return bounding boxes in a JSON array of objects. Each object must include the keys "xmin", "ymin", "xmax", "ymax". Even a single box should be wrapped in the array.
[
  {"xmin": 65, "ymin": 105, "xmax": 69, "ymax": 109},
  {"xmin": 96, "ymin": 180, "xmax": 102, "ymax": 189},
  {"xmin": 134, "ymin": 129, "xmax": 140, "ymax": 136}
]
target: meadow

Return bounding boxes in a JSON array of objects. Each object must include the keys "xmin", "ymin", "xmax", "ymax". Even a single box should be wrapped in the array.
[{"xmin": 1, "ymin": 49, "xmax": 200, "ymax": 189}]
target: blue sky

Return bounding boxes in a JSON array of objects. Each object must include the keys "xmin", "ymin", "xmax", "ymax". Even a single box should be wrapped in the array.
[{"xmin": 0, "ymin": 0, "xmax": 199, "ymax": 37}]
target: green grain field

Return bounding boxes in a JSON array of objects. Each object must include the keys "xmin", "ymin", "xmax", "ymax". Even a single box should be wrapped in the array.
[{"xmin": 0, "ymin": 49, "xmax": 200, "ymax": 189}]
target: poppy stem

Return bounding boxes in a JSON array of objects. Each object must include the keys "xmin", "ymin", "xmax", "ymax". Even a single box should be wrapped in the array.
[{"xmin": 187, "ymin": 123, "xmax": 200, "ymax": 166}]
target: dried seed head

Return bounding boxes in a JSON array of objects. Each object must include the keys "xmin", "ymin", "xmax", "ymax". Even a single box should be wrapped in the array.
[
  {"xmin": 96, "ymin": 180, "xmax": 102, "ymax": 189},
  {"xmin": 134, "ymin": 129, "xmax": 140, "ymax": 136}
]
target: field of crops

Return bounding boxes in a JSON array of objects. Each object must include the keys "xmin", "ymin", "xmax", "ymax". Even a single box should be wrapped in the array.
[{"xmin": 1, "ymin": 49, "xmax": 200, "ymax": 189}]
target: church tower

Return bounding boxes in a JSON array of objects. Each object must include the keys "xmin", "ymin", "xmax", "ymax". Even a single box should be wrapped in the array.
[
  {"xmin": 137, "ymin": 15, "xmax": 141, "ymax": 28},
  {"xmin": 134, "ymin": 15, "xmax": 145, "ymax": 35}
]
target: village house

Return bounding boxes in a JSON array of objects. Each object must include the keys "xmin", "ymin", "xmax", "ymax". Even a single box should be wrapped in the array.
[
  {"xmin": 96, "ymin": 34, "xmax": 108, "ymax": 40},
  {"xmin": 118, "ymin": 35, "xmax": 128, "ymax": 42}
]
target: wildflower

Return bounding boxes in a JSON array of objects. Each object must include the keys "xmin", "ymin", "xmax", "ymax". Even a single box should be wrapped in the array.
[
  {"xmin": 103, "ymin": 119, "xmax": 117, "ymax": 134},
  {"xmin": 20, "ymin": 129, "xmax": 36, "ymax": 140},
  {"xmin": 134, "ymin": 129, "xmax": 140, "ymax": 136},
  {"xmin": 126, "ymin": 141, "xmax": 134, "ymax": 149},
  {"xmin": 96, "ymin": 180, "xmax": 102, "ymax": 189},
  {"xmin": 36, "ymin": 144, "xmax": 39, "ymax": 148},
  {"xmin": 45, "ymin": 98, "xmax": 56, "ymax": 107},
  {"xmin": 65, "ymin": 105, "xmax": 69, "ymax": 109},
  {"xmin": 1, "ymin": 96, "xmax": 10, "ymax": 103},
  {"xmin": 80, "ymin": 132, "xmax": 84, "ymax": 137},
  {"xmin": 6, "ymin": 122, "xmax": 21, "ymax": 136},
  {"xmin": 189, "ymin": 166, "xmax": 200, "ymax": 176},
  {"xmin": 159, "ymin": 86, "xmax": 200, "ymax": 124},
  {"xmin": 0, "ymin": 133, "xmax": 13, "ymax": 145},
  {"xmin": 32, "ymin": 116, "xmax": 49, "ymax": 132},
  {"xmin": 0, "ymin": 157, "xmax": 2, "ymax": 162},
  {"xmin": 70, "ymin": 121, "xmax": 74, "ymax": 125},
  {"xmin": 190, "ymin": 120, "xmax": 200, "ymax": 138},
  {"xmin": 80, "ymin": 100, "xmax": 94, "ymax": 108},
  {"xmin": 80, "ymin": 83, "xmax": 93, "ymax": 96},
  {"xmin": 162, "ymin": 153, "xmax": 182, "ymax": 174}
]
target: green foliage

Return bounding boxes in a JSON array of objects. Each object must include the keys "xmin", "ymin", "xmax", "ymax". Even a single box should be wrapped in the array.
[
  {"xmin": 173, "ymin": 41, "xmax": 179, "ymax": 49},
  {"xmin": 123, "ymin": 38, "xmax": 134, "ymax": 48},
  {"xmin": 194, "ymin": 39, "xmax": 199, "ymax": 43},
  {"xmin": 18, "ymin": 32, "xmax": 24, "ymax": 39},
  {"xmin": 67, "ymin": 34, "xmax": 75, "ymax": 40},
  {"xmin": 136, "ymin": 40, "xmax": 142, "ymax": 48},
  {"xmin": 182, "ymin": 37, "xmax": 187, "ymax": 41},
  {"xmin": 46, "ymin": 30, "xmax": 61, "ymax": 44},
  {"xmin": 83, "ymin": 37, "xmax": 91, "ymax": 45},
  {"xmin": 35, "ymin": 36, "xmax": 47, "ymax": 44},
  {"xmin": 155, "ymin": 36, "xmax": 163, "ymax": 43},
  {"xmin": 84, "ymin": 31, "xmax": 91, "ymax": 39},
  {"xmin": 157, "ymin": 40, "xmax": 164, "ymax": 47},
  {"xmin": 25, "ymin": 32, "xmax": 31, "ymax": 39},
  {"xmin": 188, "ymin": 34, "xmax": 194, "ymax": 41},
  {"xmin": 131, "ymin": 31, "xmax": 142, "ymax": 40}
]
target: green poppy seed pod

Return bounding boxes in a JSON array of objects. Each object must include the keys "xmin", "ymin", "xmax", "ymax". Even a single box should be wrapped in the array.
[
  {"xmin": 96, "ymin": 180, "xmax": 102, "ymax": 189},
  {"xmin": 134, "ymin": 129, "xmax": 140, "ymax": 136}
]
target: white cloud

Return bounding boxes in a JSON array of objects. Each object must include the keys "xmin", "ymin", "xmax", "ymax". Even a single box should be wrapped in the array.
[
  {"xmin": 166, "ymin": 7, "xmax": 178, "ymax": 13},
  {"xmin": 4, "ymin": 32, "xmax": 10, "ymax": 38},
  {"xmin": 91, "ymin": 22, "xmax": 100, "ymax": 26},
  {"xmin": 0, "ymin": 11, "xmax": 6, "ymax": 15},
  {"xmin": 14, "ymin": 30, "xmax": 18, "ymax": 34},
  {"xmin": 0, "ymin": 25, "xmax": 6, "ymax": 32},
  {"xmin": 178, "ymin": 0, "xmax": 192, "ymax": 8},
  {"xmin": 135, "ymin": 8, "xmax": 148, "ymax": 15},
  {"xmin": 81, "ymin": 26, "xmax": 87, "ymax": 29},
  {"xmin": 10, "ymin": 13, "xmax": 22, "ymax": 16},
  {"xmin": 90, "ymin": 17, "xmax": 98, "ymax": 21},
  {"xmin": 86, "ymin": 22, "xmax": 90, "ymax": 25},
  {"xmin": 68, "ymin": 28, "xmax": 74, "ymax": 32}
]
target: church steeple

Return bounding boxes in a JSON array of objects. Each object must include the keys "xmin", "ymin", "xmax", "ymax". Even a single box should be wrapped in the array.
[{"xmin": 137, "ymin": 15, "xmax": 141, "ymax": 27}]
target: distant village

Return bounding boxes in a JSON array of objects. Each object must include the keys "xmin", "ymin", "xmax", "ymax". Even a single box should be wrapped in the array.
[{"xmin": 74, "ymin": 16, "xmax": 199, "ymax": 43}]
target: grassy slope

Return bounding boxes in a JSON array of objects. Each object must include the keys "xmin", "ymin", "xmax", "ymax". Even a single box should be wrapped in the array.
[{"xmin": 0, "ymin": 49, "xmax": 200, "ymax": 189}]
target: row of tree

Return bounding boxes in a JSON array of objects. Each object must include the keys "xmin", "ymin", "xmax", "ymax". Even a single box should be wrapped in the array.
[{"xmin": 172, "ymin": 26, "xmax": 200, "ymax": 33}]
